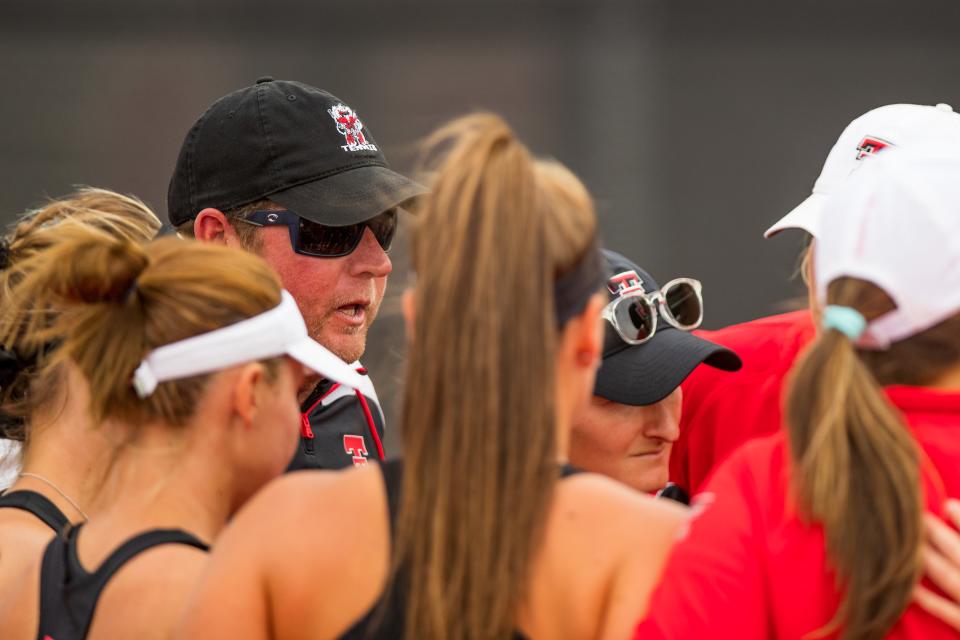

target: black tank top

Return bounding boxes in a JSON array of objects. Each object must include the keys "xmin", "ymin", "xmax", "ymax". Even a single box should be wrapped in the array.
[
  {"xmin": 341, "ymin": 459, "xmax": 580, "ymax": 639},
  {"xmin": 35, "ymin": 524, "xmax": 209, "ymax": 640},
  {"xmin": 0, "ymin": 489, "xmax": 70, "ymax": 534}
]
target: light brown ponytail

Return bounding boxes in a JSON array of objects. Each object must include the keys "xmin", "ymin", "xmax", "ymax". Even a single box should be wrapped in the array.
[
  {"xmin": 787, "ymin": 277, "xmax": 960, "ymax": 639},
  {"xmin": 2, "ymin": 223, "xmax": 282, "ymax": 429},
  {"xmin": 0, "ymin": 188, "xmax": 161, "ymax": 441},
  {"xmin": 393, "ymin": 113, "xmax": 597, "ymax": 640}
]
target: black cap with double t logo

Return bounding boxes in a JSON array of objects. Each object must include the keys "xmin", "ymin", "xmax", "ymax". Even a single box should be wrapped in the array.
[
  {"xmin": 167, "ymin": 77, "xmax": 426, "ymax": 228},
  {"xmin": 594, "ymin": 250, "xmax": 742, "ymax": 406}
]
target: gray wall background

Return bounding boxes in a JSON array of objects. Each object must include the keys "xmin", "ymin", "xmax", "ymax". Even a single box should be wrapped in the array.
[{"xmin": 3, "ymin": 0, "xmax": 959, "ymax": 447}]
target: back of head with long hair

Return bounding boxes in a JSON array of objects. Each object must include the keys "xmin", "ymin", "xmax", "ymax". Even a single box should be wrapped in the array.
[
  {"xmin": 787, "ymin": 277, "xmax": 960, "ymax": 640},
  {"xmin": 394, "ymin": 113, "xmax": 598, "ymax": 640},
  {"xmin": 0, "ymin": 188, "xmax": 162, "ymax": 443},
  {"xmin": 0, "ymin": 223, "xmax": 283, "ymax": 438}
]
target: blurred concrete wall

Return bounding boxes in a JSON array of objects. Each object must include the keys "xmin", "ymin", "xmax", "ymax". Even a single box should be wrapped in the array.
[{"xmin": 3, "ymin": 0, "xmax": 959, "ymax": 448}]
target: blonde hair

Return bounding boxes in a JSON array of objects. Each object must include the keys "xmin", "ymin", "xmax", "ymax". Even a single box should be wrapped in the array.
[
  {"xmin": 394, "ymin": 113, "xmax": 598, "ymax": 640},
  {"xmin": 787, "ymin": 277, "xmax": 960, "ymax": 639},
  {"xmin": 3, "ymin": 225, "xmax": 282, "ymax": 429},
  {"xmin": 0, "ymin": 188, "xmax": 161, "ymax": 441}
]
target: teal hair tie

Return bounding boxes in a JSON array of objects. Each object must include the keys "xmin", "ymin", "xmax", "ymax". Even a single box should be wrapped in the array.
[{"xmin": 822, "ymin": 305, "xmax": 867, "ymax": 340}]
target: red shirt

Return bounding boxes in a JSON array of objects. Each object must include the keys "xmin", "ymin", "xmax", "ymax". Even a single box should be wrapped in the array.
[
  {"xmin": 670, "ymin": 310, "xmax": 817, "ymax": 495},
  {"xmin": 637, "ymin": 385, "xmax": 960, "ymax": 640}
]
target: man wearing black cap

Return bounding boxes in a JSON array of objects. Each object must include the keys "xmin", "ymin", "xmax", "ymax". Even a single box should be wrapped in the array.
[
  {"xmin": 168, "ymin": 77, "xmax": 425, "ymax": 470},
  {"xmin": 569, "ymin": 250, "xmax": 741, "ymax": 502}
]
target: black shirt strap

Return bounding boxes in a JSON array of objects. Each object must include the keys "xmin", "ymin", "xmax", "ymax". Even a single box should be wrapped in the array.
[
  {"xmin": 37, "ymin": 525, "xmax": 210, "ymax": 640},
  {"xmin": 559, "ymin": 463, "xmax": 582, "ymax": 479},
  {"xmin": 67, "ymin": 528, "xmax": 210, "ymax": 583},
  {"xmin": 655, "ymin": 482, "xmax": 690, "ymax": 505},
  {"xmin": 0, "ymin": 489, "xmax": 70, "ymax": 534}
]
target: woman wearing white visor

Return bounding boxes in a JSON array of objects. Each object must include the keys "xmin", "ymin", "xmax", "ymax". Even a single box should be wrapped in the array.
[
  {"xmin": 0, "ymin": 223, "xmax": 360, "ymax": 639},
  {"xmin": 635, "ymin": 144, "xmax": 960, "ymax": 639}
]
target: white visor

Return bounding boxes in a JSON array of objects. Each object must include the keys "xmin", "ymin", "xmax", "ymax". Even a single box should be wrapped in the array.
[{"xmin": 132, "ymin": 290, "xmax": 362, "ymax": 398}]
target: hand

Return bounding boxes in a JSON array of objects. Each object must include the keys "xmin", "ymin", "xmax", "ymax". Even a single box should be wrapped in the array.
[{"xmin": 914, "ymin": 500, "xmax": 960, "ymax": 630}]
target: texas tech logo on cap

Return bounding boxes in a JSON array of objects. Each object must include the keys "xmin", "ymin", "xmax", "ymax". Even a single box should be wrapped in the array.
[
  {"xmin": 607, "ymin": 270, "xmax": 645, "ymax": 296},
  {"xmin": 328, "ymin": 104, "xmax": 378, "ymax": 152},
  {"xmin": 855, "ymin": 136, "xmax": 893, "ymax": 160}
]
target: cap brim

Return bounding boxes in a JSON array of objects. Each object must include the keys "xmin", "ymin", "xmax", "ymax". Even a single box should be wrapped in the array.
[
  {"xmin": 286, "ymin": 337, "xmax": 364, "ymax": 389},
  {"xmin": 763, "ymin": 192, "xmax": 828, "ymax": 238},
  {"xmin": 594, "ymin": 328, "xmax": 742, "ymax": 406},
  {"xmin": 269, "ymin": 165, "xmax": 427, "ymax": 226}
]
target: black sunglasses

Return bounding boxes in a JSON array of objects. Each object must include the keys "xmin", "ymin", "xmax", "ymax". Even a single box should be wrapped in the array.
[{"xmin": 239, "ymin": 209, "xmax": 397, "ymax": 258}]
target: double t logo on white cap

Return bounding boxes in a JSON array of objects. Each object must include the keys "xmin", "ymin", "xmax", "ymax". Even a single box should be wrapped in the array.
[
  {"xmin": 132, "ymin": 290, "xmax": 362, "ymax": 398},
  {"xmin": 814, "ymin": 144, "xmax": 960, "ymax": 348},
  {"xmin": 765, "ymin": 103, "xmax": 960, "ymax": 239}
]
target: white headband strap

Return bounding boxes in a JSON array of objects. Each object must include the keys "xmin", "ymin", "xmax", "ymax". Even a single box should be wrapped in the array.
[{"xmin": 132, "ymin": 290, "xmax": 360, "ymax": 397}]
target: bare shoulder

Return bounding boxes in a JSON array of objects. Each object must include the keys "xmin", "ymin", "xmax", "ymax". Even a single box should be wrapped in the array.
[
  {"xmin": 521, "ymin": 473, "xmax": 687, "ymax": 639},
  {"xmin": 0, "ymin": 514, "xmax": 55, "ymax": 636},
  {"xmin": 553, "ymin": 471, "xmax": 688, "ymax": 536},
  {"xmin": 228, "ymin": 464, "xmax": 387, "ymax": 555},
  {"xmin": 0, "ymin": 546, "xmax": 42, "ymax": 639},
  {"xmin": 525, "ymin": 473, "xmax": 688, "ymax": 640},
  {"xmin": 0, "ymin": 514, "xmax": 53, "ymax": 592},
  {"xmin": 0, "ymin": 507, "xmax": 58, "ymax": 537},
  {"xmin": 544, "ymin": 471, "xmax": 687, "ymax": 580},
  {"xmin": 88, "ymin": 542, "xmax": 209, "ymax": 639},
  {"xmin": 213, "ymin": 464, "xmax": 392, "ymax": 639}
]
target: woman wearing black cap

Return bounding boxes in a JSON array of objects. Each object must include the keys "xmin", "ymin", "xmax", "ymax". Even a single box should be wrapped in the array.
[
  {"xmin": 179, "ymin": 113, "xmax": 687, "ymax": 640},
  {"xmin": 569, "ymin": 250, "xmax": 741, "ymax": 499}
]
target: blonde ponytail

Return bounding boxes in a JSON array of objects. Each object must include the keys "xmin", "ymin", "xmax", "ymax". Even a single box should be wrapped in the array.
[
  {"xmin": 394, "ymin": 113, "xmax": 598, "ymax": 640},
  {"xmin": 786, "ymin": 276, "xmax": 960, "ymax": 639}
]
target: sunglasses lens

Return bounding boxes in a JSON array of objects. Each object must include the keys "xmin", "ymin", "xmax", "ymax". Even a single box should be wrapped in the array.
[
  {"xmin": 297, "ymin": 219, "xmax": 364, "ymax": 256},
  {"xmin": 664, "ymin": 281, "xmax": 702, "ymax": 328},
  {"xmin": 615, "ymin": 297, "xmax": 655, "ymax": 342},
  {"xmin": 297, "ymin": 210, "xmax": 397, "ymax": 257},
  {"xmin": 367, "ymin": 209, "xmax": 398, "ymax": 251}
]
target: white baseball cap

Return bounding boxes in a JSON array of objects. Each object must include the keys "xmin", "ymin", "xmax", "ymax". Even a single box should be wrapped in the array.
[
  {"xmin": 765, "ymin": 103, "xmax": 960, "ymax": 238},
  {"xmin": 814, "ymin": 144, "xmax": 960, "ymax": 348},
  {"xmin": 132, "ymin": 290, "xmax": 362, "ymax": 397}
]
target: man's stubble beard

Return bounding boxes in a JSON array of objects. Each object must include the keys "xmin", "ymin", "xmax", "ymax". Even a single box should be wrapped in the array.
[
  {"xmin": 307, "ymin": 300, "xmax": 380, "ymax": 364},
  {"xmin": 297, "ymin": 317, "xmax": 368, "ymax": 401}
]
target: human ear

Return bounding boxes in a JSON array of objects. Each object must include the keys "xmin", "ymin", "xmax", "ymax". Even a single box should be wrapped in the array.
[
  {"xmin": 574, "ymin": 294, "xmax": 606, "ymax": 369},
  {"xmin": 231, "ymin": 363, "xmax": 266, "ymax": 428},
  {"xmin": 194, "ymin": 208, "xmax": 242, "ymax": 247}
]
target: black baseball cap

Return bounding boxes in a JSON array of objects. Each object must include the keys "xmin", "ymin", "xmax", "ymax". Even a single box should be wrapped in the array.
[
  {"xmin": 594, "ymin": 250, "xmax": 742, "ymax": 406},
  {"xmin": 167, "ymin": 77, "xmax": 426, "ymax": 228}
]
